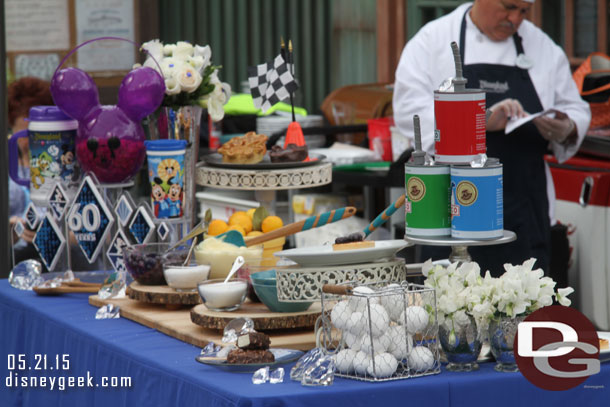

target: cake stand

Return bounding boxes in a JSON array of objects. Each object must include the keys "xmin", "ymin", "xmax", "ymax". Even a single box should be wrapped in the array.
[{"xmin": 404, "ymin": 230, "xmax": 516, "ymax": 264}]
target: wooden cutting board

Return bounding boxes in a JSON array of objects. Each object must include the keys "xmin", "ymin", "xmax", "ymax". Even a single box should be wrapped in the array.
[
  {"xmin": 89, "ymin": 295, "xmax": 317, "ymax": 350},
  {"xmin": 190, "ymin": 302, "xmax": 321, "ymax": 331},
  {"xmin": 128, "ymin": 282, "xmax": 201, "ymax": 308}
]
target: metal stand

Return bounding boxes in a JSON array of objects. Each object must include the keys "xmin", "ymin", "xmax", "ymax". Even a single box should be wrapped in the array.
[{"xmin": 404, "ymin": 230, "xmax": 517, "ymax": 264}]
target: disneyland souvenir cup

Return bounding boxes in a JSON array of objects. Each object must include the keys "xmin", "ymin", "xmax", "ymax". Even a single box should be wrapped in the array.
[
  {"xmin": 8, "ymin": 106, "xmax": 78, "ymax": 206},
  {"xmin": 144, "ymin": 139, "xmax": 187, "ymax": 219}
]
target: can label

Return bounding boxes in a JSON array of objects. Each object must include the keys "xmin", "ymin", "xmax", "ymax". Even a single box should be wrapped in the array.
[
  {"xmin": 405, "ymin": 165, "xmax": 451, "ymax": 236},
  {"xmin": 434, "ymin": 91, "xmax": 486, "ymax": 163},
  {"xmin": 451, "ymin": 165, "xmax": 503, "ymax": 239}
]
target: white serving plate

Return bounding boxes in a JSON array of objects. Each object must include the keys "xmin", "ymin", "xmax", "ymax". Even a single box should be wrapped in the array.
[
  {"xmin": 275, "ymin": 239, "xmax": 411, "ymax": 267},
  {"xmin": 599, "ymin": 331, "xmax": 610, "ymax": 355}
]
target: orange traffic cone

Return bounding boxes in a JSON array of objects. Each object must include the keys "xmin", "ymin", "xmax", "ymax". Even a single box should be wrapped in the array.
[{"xmin": 284, "ymin": 121, "xmax": 310, "ymax": 161}]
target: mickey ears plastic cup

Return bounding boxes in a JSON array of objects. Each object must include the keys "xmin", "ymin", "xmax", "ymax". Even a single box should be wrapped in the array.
[{"xmin": 50, "ymin": 36, "xmax": 166, "ymax": 122}]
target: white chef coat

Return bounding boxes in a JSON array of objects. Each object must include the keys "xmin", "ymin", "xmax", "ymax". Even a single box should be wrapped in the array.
[{"xmin": 392, "ymin": 2, "xmax": 591, "ymax": 222}]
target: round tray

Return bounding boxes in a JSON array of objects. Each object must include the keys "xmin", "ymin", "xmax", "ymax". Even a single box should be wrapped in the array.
[
  {"xmin": 190, "ymin": 301, "xmax": 322, "ymax": 331},
  {"xmin": 195, "ymin": 161, "xmax": 332, "ymax": 190},
  {"xmin": 128, "ymin": 282, "xmax": 201, "ymax": 308},
  {"xmin": 275, "ymin": 258, "xmax": 407, "ymax": 302},
  {"xmin": 404, "ymin": 230, "xmax": 516, "ymax": 246},
  {"xmin": 202, "ymin": 152, "xmax": 327, "ymax": 170}
]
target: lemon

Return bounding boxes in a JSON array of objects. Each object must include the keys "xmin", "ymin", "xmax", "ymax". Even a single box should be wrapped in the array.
[
  {"xmin": 261, "ymin": 215, "xmax": 283, "ymax": 233},
  {"xmin": 246, "ymin": 230, "xmax": 264, "ymax": 237},
  {"xmin": 246, "ymin": 208, "xmax": 256, "ymax": 219},
  {"xmin": 226, "ymin": 224, "xmax": 246, "ymax": 236},
  {"xmin": 229, "ymin": 211, "xmax": 253, "ymax": 234},
  {"xmin": 207, "ymin": 219, "xmax": 229, "ymax": 236}
]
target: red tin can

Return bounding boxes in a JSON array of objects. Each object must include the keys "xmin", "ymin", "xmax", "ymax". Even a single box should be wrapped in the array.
[{"xmin": 434, "ymin": 89, "xmax": 486, "ymax": 164}]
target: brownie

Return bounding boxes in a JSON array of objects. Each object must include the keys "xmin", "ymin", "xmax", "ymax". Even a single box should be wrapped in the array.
[
  {"xmin": 237, "ymin": 332, "xmax": 271, "ymax": 350},
  {"xmin": 227, "ymin": 349, "xmax": 275, "ymax": 364},
  {"xmin": 269, "ymin": 144, "xmax": 308, "ymax": 163}
]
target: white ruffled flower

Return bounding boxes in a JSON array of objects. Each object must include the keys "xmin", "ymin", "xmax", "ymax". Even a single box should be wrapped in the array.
[
  {"xmin": 556, "ymin": 287, "xmax": 574, "ymax": 306},
  {"xmin": 160, "ymin": 57, "xmax": 184, "ymax": 79},
  {"xmin": 141, "ymin": 39, "xmax": 164, "ymax": 65},
  {"xmin": 187, "ymin": 55, "xmax": 205, "ymax": 73},
  {"xmin": 174, "ymin": 65, "xmax": 202, "ymax": 93},
  {"xmin": 207, "ymin": 95, "xmax": 225, "ymax": 121},
  {"xmin": 194, "ymin": 45, "xmax": 212, "ymax": 68},
  {"xmin": 163, "ymin": 44, "xmax": 176, "ymax": 55},
  {"xmin": 164, "ymin": 77, "xmax": 181, "ymax": 95},
  {"xmin": 173, "ymin": 41, "xmax": 194, "ymax": 60}
]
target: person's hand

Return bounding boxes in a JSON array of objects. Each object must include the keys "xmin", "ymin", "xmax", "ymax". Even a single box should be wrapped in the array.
[
  {"xmin": 10, "ymin": 216, "xmax": 36, "ymax": 243},
  {"xmin": 486, "ymin": 98, "xmax": 527, "ymax": 132},
  {"xmin": 532, "ymin": 110, "xmax": 576, "ymax": 144}
]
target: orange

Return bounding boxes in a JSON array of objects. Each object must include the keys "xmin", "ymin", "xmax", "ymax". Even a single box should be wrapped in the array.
[
  {"xmin": 229, "ymin": 211, "xmax": 253, "ymax": 233},
  {"xmin": 261, "ymin": 215, "xmax": 283, "ymax": 233},
  {"xmin": 207, "ymin": 219, "xmax": 229, "ymax": 236},
  {"xmin": 246, "ymin": 208, "xmax": 256, "ymax": 219},
  {"xmin": 226, "ymin": 224, "xmax": 246, "ymax": 236}
]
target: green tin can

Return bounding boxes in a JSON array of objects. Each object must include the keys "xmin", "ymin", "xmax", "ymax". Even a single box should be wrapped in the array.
[{"xmin": 405, "ymin": 164, "xmax": 451, "ymax": 236}]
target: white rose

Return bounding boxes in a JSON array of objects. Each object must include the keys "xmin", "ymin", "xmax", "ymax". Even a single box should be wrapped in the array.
[
  {"xmin": 160, "ymin": 57, "xmax": 184, "ymax": 79},
  {"xmin": 187, "ymin": 55, "xmax": 205, "ymax": 73},
  {"xmin": 220, "ymin": 82, "xmax": 232, "ymax": 105},
  {"xmin": 163, "ymin": 44, "xmax": 176, "ymax": 55},
  {"xmin": 207, "ymin": 95, "xmax": 225, "ymax": 121},
  {"xmin": 141, "ymin": 39, "xmax": 164, "ymax": 65},
  {"xmin": 164, "ymin": 77, "xmax": 181, "ymax": 95},
  {"xmin": 173, "ymin": 41, "xmax": 194, "ymax": 60},
  {"xmin": 174, "ymin": 66, "xmax": 202, "ymax": 93},
  {"xmin": 194, "ymin": 45, "xmax": 212, "ymax": 67}
]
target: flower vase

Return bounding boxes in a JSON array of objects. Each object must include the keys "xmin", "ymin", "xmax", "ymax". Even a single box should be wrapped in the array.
[
  {"xmin": 488, "ymin": 314, "xmax": 527, "ymax": 372},
  {"xmin": 438, "ymin": 315, "xmax": 482, "ymax": 372},
  {"xmin": 146, "ymin": 105, "xmax": 203, "ymax": 232}
]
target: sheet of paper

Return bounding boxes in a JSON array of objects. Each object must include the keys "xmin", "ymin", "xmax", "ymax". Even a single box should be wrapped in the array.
[
  {"xmin": 505, "ymin": 109, "xmax": 555, "ymax": 134},
  {"xmin": 5, "ymin": 0, "xmax": 70, "ymax": 51}
]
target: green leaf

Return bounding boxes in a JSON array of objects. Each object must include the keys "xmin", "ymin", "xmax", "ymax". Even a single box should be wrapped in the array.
[{"xmin": 252, "ymin": 206, "xmax": 269, "ymax": 231}]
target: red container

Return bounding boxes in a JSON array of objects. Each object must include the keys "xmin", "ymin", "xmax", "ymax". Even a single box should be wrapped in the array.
[
  {"xmin": 434, "ymin": 90, "xmax": 486, "ymax": 163},
  {"xmin": 368, "ymin": 117, "xmax": 394, "ymax": 161}
]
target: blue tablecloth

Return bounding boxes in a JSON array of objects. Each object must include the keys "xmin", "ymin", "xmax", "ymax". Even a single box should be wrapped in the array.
[{"xmin": 1, "ymin": 280, "xmax": 608, "ymax": 406}]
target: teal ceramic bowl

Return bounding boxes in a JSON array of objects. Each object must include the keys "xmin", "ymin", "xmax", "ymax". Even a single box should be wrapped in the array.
[{"xmin": 250, "ymin": 270, "xmax": 313, "ymax": 313}]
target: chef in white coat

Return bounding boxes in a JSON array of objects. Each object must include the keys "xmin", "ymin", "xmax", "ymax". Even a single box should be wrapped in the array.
[{"xmin": 393, "ymin": 0, "xmax": 591, "ymax": 275}]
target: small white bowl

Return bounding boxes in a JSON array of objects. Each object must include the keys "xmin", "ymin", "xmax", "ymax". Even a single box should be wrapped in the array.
[
  {"xmin": 163, "ymin": 263, "xmax": 210, "ymax": 292},
  {"xmin": 197, "ymin": 278, "xmax": 248, "ymax": 311}
]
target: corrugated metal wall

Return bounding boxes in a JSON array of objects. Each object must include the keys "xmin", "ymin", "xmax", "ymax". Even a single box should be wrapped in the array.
[
  {"xmin": 159, "ymin": 0, "xmax": 333, "ymax": 114},
  {"xmin": 158, "ymin": 0, "xmax": 379, "ymax": 115}
]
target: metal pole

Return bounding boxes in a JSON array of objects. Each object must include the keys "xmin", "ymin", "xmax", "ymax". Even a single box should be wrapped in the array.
[{"xmin": 0, "ymin": 0, "xmax": 11, "ymax": 278}]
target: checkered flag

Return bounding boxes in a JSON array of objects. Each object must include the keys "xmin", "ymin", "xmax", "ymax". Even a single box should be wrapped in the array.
[{"xmin": 248, "ymin": 54, "xmax": 299, "ymax": 113}]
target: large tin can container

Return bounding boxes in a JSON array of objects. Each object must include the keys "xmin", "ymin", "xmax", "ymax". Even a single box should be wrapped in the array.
[
  {"xmin": 450, "ymin": 163, "xmax": 503, "ymax": 239},
  {"xmin": 404, "ymin": 164, "xmax": 451, "ymax": 237},
  {"xmin": 434, "ymin": 89, "xmax": 486, "ymax": 164}
]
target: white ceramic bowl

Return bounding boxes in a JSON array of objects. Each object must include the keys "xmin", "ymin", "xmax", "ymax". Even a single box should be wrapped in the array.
[
  {"xmin": 163, "ymin": 263, "xmax": 210, "ymax": 292},
  {"xmin": 197, "ymin": 278, "xmax": 248, "ymax": 311}
]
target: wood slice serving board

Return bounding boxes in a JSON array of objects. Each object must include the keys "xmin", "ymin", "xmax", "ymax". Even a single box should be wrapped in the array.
[
  {"xmin": 89, "ymin": 295, "xmax": 317, "ymax": 350},
  {"xmin": 128, "ymin": 282, "xmax": 201, "ymax": 308},
  {"xmin": 190, "ymin": 302, "xmax": 322, "ymax": 331}
]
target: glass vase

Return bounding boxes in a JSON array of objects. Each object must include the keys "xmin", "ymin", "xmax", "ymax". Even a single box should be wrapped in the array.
[
  {"xmin": 488, "ymin": 314, "xmax": 527, "ymax": 372},
  {"xmin": 438, "ymin": 315, "xmax": 482, "ymax": 372}
]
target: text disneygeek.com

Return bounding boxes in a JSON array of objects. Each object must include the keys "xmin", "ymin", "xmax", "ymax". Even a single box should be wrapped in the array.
[{"xmin": 5, "ymin": 354, "xmax": 132, "ymax": 391}]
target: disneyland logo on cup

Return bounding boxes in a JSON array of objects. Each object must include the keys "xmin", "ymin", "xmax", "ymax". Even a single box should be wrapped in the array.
[{"xmin": 514, "ymin": 305, "xmax": 601, "ymax": 391}]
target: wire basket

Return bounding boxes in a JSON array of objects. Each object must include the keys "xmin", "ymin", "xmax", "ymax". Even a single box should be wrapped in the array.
[{"xmin": 317, "ymin": 281, "xmax": 441, "ymax": 382}]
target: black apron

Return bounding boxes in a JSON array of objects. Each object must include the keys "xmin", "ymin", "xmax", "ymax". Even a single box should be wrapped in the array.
[{"xmin": 421, "ymin": 9, "xmax": 551, "ymax": 276}]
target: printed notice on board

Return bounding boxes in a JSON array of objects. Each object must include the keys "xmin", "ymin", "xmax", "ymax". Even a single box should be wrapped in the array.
[
  {"xmin": 5, "ymin": 0, "xmax": 70, "ymax": 51},
  {"xmin": 75, "ymin": 0, "xmax": 136, "ymax": 71}
]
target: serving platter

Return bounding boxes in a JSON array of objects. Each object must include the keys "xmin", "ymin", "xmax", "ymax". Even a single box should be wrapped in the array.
[
  {"xmin": 203, "ymin": 152, "xmax": 326, "ymax": 170},
  {"xmin": 195, "ymin": 348, "xmax": 304, "ymax": 372}
]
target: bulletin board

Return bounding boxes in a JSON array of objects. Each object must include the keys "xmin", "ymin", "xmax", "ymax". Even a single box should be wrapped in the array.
[{"xmin": 5, "ymin": 0, "xmax": 140, "ymax": 87}]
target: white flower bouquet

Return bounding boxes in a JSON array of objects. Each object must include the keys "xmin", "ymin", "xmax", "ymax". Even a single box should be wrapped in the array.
[
  {"xmin": 423, "ymin": 258, "xmax": 574, "ymax": 335},
  {"xmin": 139, "ymin": 40, "xmax": 231, "ymax": 121}
]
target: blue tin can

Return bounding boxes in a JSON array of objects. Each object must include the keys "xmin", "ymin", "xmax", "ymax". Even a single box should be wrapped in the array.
[{"xmin": 450, "ymin": 163, "xmax": 503, "ymax": 239}]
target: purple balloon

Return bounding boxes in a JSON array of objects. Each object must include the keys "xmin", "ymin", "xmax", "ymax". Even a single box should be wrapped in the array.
[{"xmin": 51, "ymin": 66, "xmax": 165, "ymax": 183}]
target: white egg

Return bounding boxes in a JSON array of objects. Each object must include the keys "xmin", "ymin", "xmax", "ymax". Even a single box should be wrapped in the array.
[
  {"xmin": 334, "ymin": 348, "xmax": 357, "ymax": 373},
  {"xmin": 348, "ymin": 286, "xmax": 379, "ymax": 313},
  {"xmin": 367, "ymin": 352, "xmax": 399, "ymax": 378},
  {"xmin": 365, "ymin": 303, "xmax": 390, "ymax": 338},
  {"xmin": 399, "ymin": 305, "xmax": 429, "ymax": 335},
  {"xmin": 379, "ymin": 284, "xmax": 405, "ymax": 322},
  {"xmin": 346, "ymin": 311, "xmax": 366, "ymax": 334},
  {"xmin": 353, "ymin": 351, "xmax": 372, "ymax": 375},
  {"xmin": 330, "ymin": 300, "xmax": 352, "ymax": 331},
  {"xmin": 359, "ymin": 331, "xmax": 392, "ymax": 355},
  {"xmin": 342, "ymin": 330, "xmax": 361, "ymax": 350},
  {"xmin": 386, "ymin": 325, "xmax": 413, "ymax": 360},
  {"xmin": 407, "ymin": 346, "xmax": 435, "ymax": 372}
]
